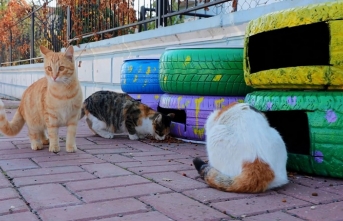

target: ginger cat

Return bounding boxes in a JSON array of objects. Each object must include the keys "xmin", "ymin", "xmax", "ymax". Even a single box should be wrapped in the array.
[
  {"xmin": 193, "ymin": 102, "xmax": 288, "ymax": 193},
  {"xmin": 0, "ymin": 45, "xmax": 83, "ymax": 152}
]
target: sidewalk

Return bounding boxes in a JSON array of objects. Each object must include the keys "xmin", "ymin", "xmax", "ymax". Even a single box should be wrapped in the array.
[{"xmin": 0, "ymin": 102, "xmax": 343, "ymax": 221}]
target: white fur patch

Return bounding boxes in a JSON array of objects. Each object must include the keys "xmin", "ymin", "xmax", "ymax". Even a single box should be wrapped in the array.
[
  {"xmin": 86, "ymin": 113, "xmax": 116, "ymax": 139},
  {"xmin": 135, "ymin": 117, "xmax": 154, "ymax": 138},
  {"xmin": 206, "ymin": 103, "xmax": 288, "ymax": 190}
]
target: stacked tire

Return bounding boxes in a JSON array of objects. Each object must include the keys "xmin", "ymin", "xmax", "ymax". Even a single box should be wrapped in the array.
[
  {"xmin": 158, "ymin": 47, "xmax": 254, "ymax": 141},
  {"xmin": 243, "ymin": 1, "xmax": 343, "ymax": 178},
  {"xmin": 121, "ymin": 58, "xmax": 163, "ymax": 110}
]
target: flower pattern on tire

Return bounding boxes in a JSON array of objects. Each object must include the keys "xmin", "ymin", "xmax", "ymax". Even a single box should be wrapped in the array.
[{"xmin": 245, "ymin": 91, "xmax": 343, "ymax": 178}]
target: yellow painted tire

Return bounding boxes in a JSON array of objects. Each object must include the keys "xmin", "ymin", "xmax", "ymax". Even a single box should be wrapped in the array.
[{"xmin": 244, "ymin": 1, "xmax": 343, "ymax": 89}]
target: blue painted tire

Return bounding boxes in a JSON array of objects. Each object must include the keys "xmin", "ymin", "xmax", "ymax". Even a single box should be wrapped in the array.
[{"xmin": 121, "ymin": 58, "xmax": 164, "ymax": 94}]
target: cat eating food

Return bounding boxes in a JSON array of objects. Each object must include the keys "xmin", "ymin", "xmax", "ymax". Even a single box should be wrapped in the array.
[
  {"xmin": 0, "ymin": 46, "xmax": 83, "ymax": 152},
  {"xmin": 81, "ymin": 91, "xmax": 175, "ymax": 140},
  {"xmin": 193, "ymin": 102, "xmax": 288, "ymax": 193}
]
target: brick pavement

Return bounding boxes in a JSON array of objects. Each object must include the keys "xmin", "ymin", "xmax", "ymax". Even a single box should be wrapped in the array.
[{"xmin": 1, "ymin": 103, "xmax": 343, "ymax": 221}]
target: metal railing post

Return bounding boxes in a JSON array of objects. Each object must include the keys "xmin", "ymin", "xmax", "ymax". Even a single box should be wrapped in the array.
[
  {"xmin": 67, "ymin": 6, "xmax": 71, "ymax": 42},
  {"xmin": 30, "ymin": 6, "xmax": 35, "ymax": 64},
  {"xmin": 156, "ymin": 0, "xmax": 161, "ymax": 28},
  {"xmin": 9, "ymin": 29, "xmax": 12, "ymax": 66}
]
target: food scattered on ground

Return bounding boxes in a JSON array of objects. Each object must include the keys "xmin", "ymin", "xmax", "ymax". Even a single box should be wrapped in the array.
[{"xmin": 145, "ymin": 135, "xmax": 185, "ymax": 143}]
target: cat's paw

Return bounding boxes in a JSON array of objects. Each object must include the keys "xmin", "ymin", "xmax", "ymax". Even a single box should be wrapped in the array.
[
  {"xmin": 128, "ymin": 134, "xmax": 139, "ymax": 140},
  {"xmin": 31, "ymin": 141, "xmax": 43, "ymax": 151},
  {"xmin": 49, "ymin": 144, "xmax": 60, "ymax": 153},
  {"xmin": 66, "ymin": 144, "xmax": 77, "ymax": 153},
  {"xmin": 138, "ymin": 134, "xmax": 147, "ymax": 139}
]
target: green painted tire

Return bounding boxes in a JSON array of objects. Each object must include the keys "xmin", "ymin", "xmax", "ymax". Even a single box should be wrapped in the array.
[
  {"xmin": 159, "ymin": 47, "xmax": 254, "ymax": 96},
  {"xmin": 244, "ymin": 1, "xmax": 343, "ymax": 89},
  {"xmin": 245, "ymin": 91, "xmax": 343, "ymax": 178}
]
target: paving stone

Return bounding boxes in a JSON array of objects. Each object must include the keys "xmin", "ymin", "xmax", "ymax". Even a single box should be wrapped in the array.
[
  {"xmin": 36, "ymin": 158, "xmax": 105, "ymax": 167},
  {"xmin": 290, "ymin": 176, "xmax": 343, "ymax": 188},
  {"xmin": 83, "ymin": 147, "xmax": 139, "ymax": 154},
  {"xmin": 79, "ymin": 144, "xmax": 128, "ymax": 150},
  {"xmin": 131, "ymin": 154, "xmax": 190, "ymax": 162},
  {"xmin": 277, "ymin": 183, "xmax": 343, "ymax": 204},
  {"xmin": 0, "ymin": 159, "xmax": 39, "ymax": 171},
  {"xmin": 122, "ymin": 150, "xmax": 176, "ymax": 157},
  {"xmin": 6, "ymin": 166, "xmax": 84, "ymax": 178},
  {"xmin": 288, "ymin": 201, "xmax": 343, "ymax": 221},
  {"xmin": 171, "ymin": 147, "xmax": 207, "ymax": 157},
  {"xmin": 176, "ymin": 169, "xmax": 203, "ymax": 180},
  {"xmin": 19, "ymin": 184, "xmax": 82, "ymax": 211},
  {"xmin": 116, "ymin": 159, "xmax": 181, "ymax": 168},
  {"xmin": 38, "ymin": 198, "xmax": 149, "ymax": 221},
  {"xmin": 0, "ymin": 174, "xmax": 11, "ymax": 188},
  {"xmin": 0, "ymin": 198, "xmax": 29, "ymax": 215},
  {"xmin": 77, "ymin": 183, "xmax": 171, "ymax": 203},
  {"xmin": 65, "ymin": 175, "xmax": 151, "ymax": 192},
  {"xmin": 13, "ymin": 172, "xmax": 96, "ymax": 187},
  {"xmin": 211, "ymin": 194, "xmax": 311, "ymax": 218},
  {"xmin": 144, "ymin": 172, "xmax": 207, "ymax": 192},
  {"xmin": 81, "ymin": 163, "xmax": 132, "ymax": 178},
  {"xmin": 0, "ymin": 188, "xmax": 20, "ymax": 201},
  {"xmin": 0, "ymin": 211, "xmax": 39, "ymax": 221},
  {"xmin": 95, "ymin": 154, "xmax": 137, "ymax": 163},
  {"xmin": 319, "ymin": 185, "xmax": 343, "ymax": 196},
  {"xmin": 92, "ymin": 211, "xmax": 174, "ymax": 221},
  {"xmin": 183, "ymin": 188, "xmax": 271, "ymax": 203},
  {"xmin": 243, "ymin": 211, "xmax": 305, "ymax": 221},
  {"xmin": 32, "ymin": 153, "xmax": 94, "ymax": 163},
  {"xmin": 126, "ymin": 143, "xmax": 167, "ymax": 151},
  {"xmin": 0, "ymin": 149, "xmax": 37, "ymax": 155},
  {"xmin": 139, "ymin": 192, "xmax": 229, "ymax": 221},
  {"xmin": 0, "ymin": 151, "xmax": 56, "ymax": 160},
  {"xmin": 129, "ymin": 163, "xmax": 194, "ymax": 175},
  {"xmin": 0, "ymin": 142, "xmax": 18, "ymax": 150}
]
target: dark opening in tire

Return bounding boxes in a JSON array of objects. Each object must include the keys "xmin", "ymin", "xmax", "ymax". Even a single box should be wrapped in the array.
[
  {"xmin": 157, "ymin": 106, "xmax": 186, "ymax": 125},
  {"xmin": 248, "ymin": 22, "xmax": 330, "ymax": 74},
  {"xmin": 264, "ymin": 111, "xmax": 311, "ymax": 155}
]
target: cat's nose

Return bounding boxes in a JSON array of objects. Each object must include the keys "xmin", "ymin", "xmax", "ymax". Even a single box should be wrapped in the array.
[{"xmin": 52, "ymin": 76, "xmax": 58, "ymax": 81}]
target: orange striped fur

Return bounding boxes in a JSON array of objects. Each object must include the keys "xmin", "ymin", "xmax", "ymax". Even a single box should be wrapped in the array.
[
  {"xmin": 0, "ymin": 45, "xmax": 83, "ymax": 152},
  {"xmin": 205, "ymin": 158, "xmax": 274, "ymax": 193}
]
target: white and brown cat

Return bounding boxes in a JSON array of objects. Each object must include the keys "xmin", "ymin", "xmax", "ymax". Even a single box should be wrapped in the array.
[
  {"xmin": 193, "ymin": 102, "xmax": 288, "ymax": 193},
  {"xmin": 0, "ymin": 45, "xmax": 83, "ymax": 152},
  {"xmin": 81, "ymin": 91, "xmax": 175, "ymax": 140}
]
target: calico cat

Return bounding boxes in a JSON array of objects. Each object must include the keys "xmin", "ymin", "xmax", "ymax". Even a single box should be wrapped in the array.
[
  {"xmin": 193, "ymin": 102, "xmax": 288, "ymax": 193},
  {"xmin": 81, "ymin": 91, "xmax": 175, "ymax": 140},
  {"xmin": 0, "ymin": 45, "xmax": 83, "ymax": 153}
]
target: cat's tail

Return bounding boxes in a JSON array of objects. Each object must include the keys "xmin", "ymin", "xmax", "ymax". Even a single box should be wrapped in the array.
[
  {"xmin": 80, "ymin": 105, "xmax": 85, "ymax": 119},
  {"xmin": 193, "ymin": 157, "xmax": 275, "ymax": 193},
  {"xmin": 0, "ymin": 99, "xmax": 25, "ymax": 136}
]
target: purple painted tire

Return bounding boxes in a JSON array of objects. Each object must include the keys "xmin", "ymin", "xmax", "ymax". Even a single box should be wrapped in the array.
[
  {"xmin": 129, "ymin": 94, "xmax": 162, "ymax": 111},
  {"xmin": 158, "ymin": 94, "xmax": 245, "ymax": 141}
]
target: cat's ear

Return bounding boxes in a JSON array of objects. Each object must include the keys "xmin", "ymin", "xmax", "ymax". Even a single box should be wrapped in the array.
[
  {"xmin": 154, "ymin": 114, "xmax": 162, "ymax": 124},
  {"xmin": 167, "ymin": 113, "xmax": 175, "ymax": 119},
  {"xmin": 40, "ymin": 45, "xmax": 51, "ymax": 56},
  {"xmin": 64, "ymin": 45, "xmax": 74, "ymax": 61}
]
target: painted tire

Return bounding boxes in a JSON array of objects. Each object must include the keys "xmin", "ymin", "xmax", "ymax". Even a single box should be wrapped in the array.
[
  {"xmin": 121, "ymin": 58, "xmax": 164, "ymax": 94},
  {"xmin": 245, "ymin": 91, "xmax": 343, "ymax": 178},
  {"xmin": 129, "ymin": 94, "xmax": 162, "ymax": 111},
  {"xmin": 159, "ymin": 47, "xmax": 254, "ymax": 96},
  {"xmin": 158, "ymin": 94, "xmax": 245, "ymax": 141},
  {"xmin": 244, "ymin": 1, "xmax": 343, "ymax": 89}
]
